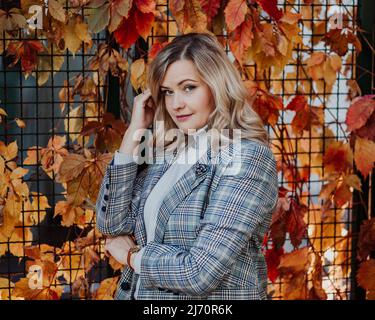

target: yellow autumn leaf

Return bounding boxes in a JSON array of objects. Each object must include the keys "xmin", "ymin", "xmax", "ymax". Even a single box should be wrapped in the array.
[
  {"xmin": 0, "ymin": 140, "xmax": 18, "ymax": 161},
  {"xmin": 8, "ymin": 222, "xmax": 32, "ymax": 257},
  {"xmin": 130, "ymin": 58, "xmax": 146, "ymax": 91},
  {"xmin": 14, "ymin": 118, "xmax": 26, "ymax": 128},
  {"xmin": 23, "ymin": 146, "xmax": 41, "ymax": 165},
  {"xmin": 94, "ymin": 276, "xmax": 119, "ymax": 300},
  {"xmin": 0, "ymin": 107, "xmax": 7, "ymax": 116},
  {"xmin": 48, "ymin": 0, "xmax": 66, "ymax": 23},
  {"xmin": 10, "ymin": 167, "xmax": 29, "ymax": 180},
  {"xmin": 0, "ymin": 277, "xmax": 14, "ymax": 300},
  {"xmin": 63, "ymin": 16, "xmax": 92, "ymax": 55},
  {"xmin": 0, "ymin": 195, "xmax": 22, "ymax": 242},
  {"xmin": 54, "ymin": 201, "xmax": 85, "ymax": 227},
  {"xmin": 59, "ymin": 241, "xmax": 85, "ymax": 282}
]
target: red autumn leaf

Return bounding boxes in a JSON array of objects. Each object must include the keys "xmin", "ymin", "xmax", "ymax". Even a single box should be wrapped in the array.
[
  {"xmin": 114, "ymin": 6, "xmax": 155, "ymax": 49},
  {"xmin": 134, "ymin": 8, "xmax": 155, "ymax": 40},
  {"xmin": 6, "ymin": 40, "xmax": 45, "ymax": 74},
  {"xmin": 148, "ymin": 41, "xmax": 170, "ymax": 59},
  {"xmin": 286, "ymin": 96, "xmax": 323, "ymax": 135},
  {"xmin": 270, "ymin": 192, "xmax": 290, "ymax": 249},
  {"xmin": 345, "ymin": 95, "xmax": 375, "ymax": 132},
  {"xmin": 334, "ymin": 182, "xmax": 353, "ymax": 207},
  {"xmin": 286, "ymin": 199, "xmax": 308, "ymax": 248},
  {"xmin": 323, "ymin": 140, "xmax": 353, "ymax": 174},
  {"xmin": 353, "ymin": 111, "xmax": 375, "ymax": 142},
  {"xmin": 357, "ymin": 218, "xmax": 375, "ymax": 261},
  {"xmin": 257, "ymin": 0, "xmax": 283, "ymax": 22},
  {"xmin": 286, "ymin": 95, "xmax": 307, "ymax": 112},
  {"xmin": 357, "ymin": 259, "xmax": 375, "ymax": 291},
  {"xmin": 265, "ymin": 244, "xmax": 284, "ymax": 283},
  {"xmin": 200, "ymin": 0, "xmax": 221, "ymax": 24},
  {"xmin": 228, "ymin": 16, "xmax": 254, "ymax": 65},
  {"xmin": 245, "ymin": 82, "xmax": 283, "ymax": 126},
  {"xmin": 114, "ymin": 8, "xmax": 140, "ymax": 50},
  {"xmin": 323, "ymin": 28, "xmax": 362, "ymax": 57}
]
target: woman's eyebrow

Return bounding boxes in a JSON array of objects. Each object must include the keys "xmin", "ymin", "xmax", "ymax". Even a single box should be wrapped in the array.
[{"xmin": 160, "ymin": 79, "xmax": 198, "ymax": 89}]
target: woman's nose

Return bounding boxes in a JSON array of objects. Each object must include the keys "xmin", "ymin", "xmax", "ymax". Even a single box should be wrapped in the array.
[{"xmin": 170, "ymin": 92, "xmax": 185, "ymax": 110}]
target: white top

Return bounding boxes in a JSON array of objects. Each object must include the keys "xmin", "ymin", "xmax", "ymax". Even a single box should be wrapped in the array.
[{"xmin": 113, "ymin": 125, "xmax": 209, "ymax": 299}]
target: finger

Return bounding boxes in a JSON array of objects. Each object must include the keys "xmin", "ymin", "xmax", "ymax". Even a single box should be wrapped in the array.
[
  {"xmin": 140, "ymin": 90, "xmax": 152, "ymax": 99},
  {"xmin": 146, "ymin": 98, "xmax": 155, "ymax": 109},
  {"xmin": 122, "ymin": 235, "xmax": 134, "ymax": 247}
]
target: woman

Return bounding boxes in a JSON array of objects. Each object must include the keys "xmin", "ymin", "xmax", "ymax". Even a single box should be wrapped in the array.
[{"xmin": 96, "ymin": 32, "xmax": 279, "ymax": 300}]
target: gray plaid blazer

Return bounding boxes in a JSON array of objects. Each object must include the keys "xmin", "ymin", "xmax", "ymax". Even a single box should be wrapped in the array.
[{"xmin": 96, "ymin": 139, "xmax": 278, "ymax": 300}]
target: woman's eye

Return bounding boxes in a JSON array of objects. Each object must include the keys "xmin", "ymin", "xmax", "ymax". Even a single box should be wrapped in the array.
[
  {"xmin": 162, "ymin": 86, "xmax": 196, "ymax": 96},
  {"xmin": 184, "ymin": 85, "xmax": 196, "ymax": 92}
]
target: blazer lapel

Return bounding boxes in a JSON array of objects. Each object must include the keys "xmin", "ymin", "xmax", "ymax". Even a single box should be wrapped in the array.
[{"xmin": 153, "ymin": 145, "xmax": 213, "ymax": 243}]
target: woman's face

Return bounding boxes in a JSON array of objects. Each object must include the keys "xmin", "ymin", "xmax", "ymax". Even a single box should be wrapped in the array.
[{"xmin": 161, "ymin": 59, "xmax": 215, "ymax": 134}]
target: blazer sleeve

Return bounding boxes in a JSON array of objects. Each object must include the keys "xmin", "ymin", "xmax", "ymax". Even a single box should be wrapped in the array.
[
  {"xmin": 96, "ymin": 154, "xmax": 148, "ymax": 237},
  {"xmin": 139, "ymin": 142, "xmax": 279, "ymax": 296}
]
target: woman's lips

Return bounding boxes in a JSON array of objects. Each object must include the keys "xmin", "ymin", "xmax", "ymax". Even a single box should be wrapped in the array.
[{"xmin": 176, "ymin": 114, "xmax": 192, "ymax": 121}]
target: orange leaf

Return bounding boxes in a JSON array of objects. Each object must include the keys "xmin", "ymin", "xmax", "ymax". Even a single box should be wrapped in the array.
[
  {"xmin": 309, "ymin": 255, "xmax": 327, "ymax": 300},
  {"xmin": 57, "ymin": 153, "xmax": 87, "ymax": 182},
  {"xmin": 135, "ymin": 0, "xmax": 156, "ymax": 13},
  {"xmin": 170, "ymin": 0, "xmax": 207, "ymax": 33},
  {"xmin": 278, "ymin": 247, "xmax": 310, "ymax": 275},
  {"xmin": 228, "ymin": 17, "xmax": 253, "ymax": 65},
  {"xmin": 23, "ymin": 146, "xmax": 41, "ymax": 165},
  {"xmin": 224, "ymin": 0, "xmax": 247, "ymax": 31},
  {"xmin": 54, "ymin": 201, "xmax": 85, "ymax": 227},
  {"xmin": 94, "ymin": 276, "xmax": 119, "ymax": 300},
  {"xmin": 354, "ymin": 137, "xmax": 375, "ymax": 178},
  {"xmin": 0, "ymin": 140, "xmax": 18, "ymax": 161},
  {"xmin": 15, "ymin": 118, "xmax": 26, "ymax": 128}
]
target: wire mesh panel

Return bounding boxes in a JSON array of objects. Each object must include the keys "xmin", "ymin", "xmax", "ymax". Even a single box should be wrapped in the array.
[
  {"xmin": 0, "ymin": 0, "xmax": 112, "ymax": 299},
  {"xmin": 0, "ymin": 0, "xmax": 369, "ymax": 300}
]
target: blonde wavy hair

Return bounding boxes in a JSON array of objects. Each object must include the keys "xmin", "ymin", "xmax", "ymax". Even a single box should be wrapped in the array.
[{"xmin": 146, "ymin": 32, "xmax": 269, "ymax": 157}]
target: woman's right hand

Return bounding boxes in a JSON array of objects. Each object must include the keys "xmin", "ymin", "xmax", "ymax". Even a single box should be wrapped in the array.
[{"xmin": 129, "ymin": 88, "xmax": 156, "ymax": 131}]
